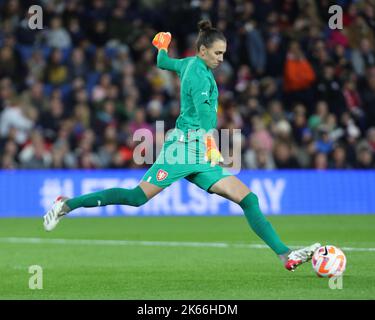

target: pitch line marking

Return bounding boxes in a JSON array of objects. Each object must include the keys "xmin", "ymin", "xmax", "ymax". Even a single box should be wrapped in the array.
[{"xmin": 0, "ymin": 237, "xmax": 374, "ymax": 252}]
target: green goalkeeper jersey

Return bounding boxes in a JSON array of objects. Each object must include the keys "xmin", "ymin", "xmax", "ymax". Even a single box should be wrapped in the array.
[{"xmin": 157, "ymin": 50, "xmax": 218, "ymax": 136}]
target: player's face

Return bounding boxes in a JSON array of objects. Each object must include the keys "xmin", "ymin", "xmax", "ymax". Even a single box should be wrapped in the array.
[{"xmin": 201, "ymin": 40, "xmax": 227, "ymax": 69}]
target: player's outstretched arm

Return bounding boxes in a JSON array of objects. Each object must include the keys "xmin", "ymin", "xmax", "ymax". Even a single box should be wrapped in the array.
[{"xmin": 152, "ymin": 32, "xmax": 183, "ymax": 73}]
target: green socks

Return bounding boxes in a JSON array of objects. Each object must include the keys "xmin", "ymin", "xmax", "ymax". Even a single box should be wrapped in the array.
[
  {"xmin": 65, "ymin": 186, "xmax": 148, "ymax": 211},
  {"xmin": 64, "ymin": 187, "xmax": 289, "ymax": 256},
  {"xmin": 239, "ymin": 192, "xmax": 290, "ymax": 255}
]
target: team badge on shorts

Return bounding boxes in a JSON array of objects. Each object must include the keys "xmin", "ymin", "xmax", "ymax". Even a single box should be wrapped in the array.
[{"xmin": 156, "ymin": 169, "xmax": 168, "ymax": 181}]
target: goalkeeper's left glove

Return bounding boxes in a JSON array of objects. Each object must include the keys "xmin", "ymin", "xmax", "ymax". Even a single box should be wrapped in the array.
[
  {"xmin": 204, "ymin": 135, "xmax": 224, "ymax": 166},
  {"xmin": 152, "ymin": 32, "xmax": 172, "ymax": 52}
]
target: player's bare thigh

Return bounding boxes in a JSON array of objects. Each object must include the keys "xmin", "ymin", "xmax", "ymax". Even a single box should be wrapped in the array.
[
  {"xmin": 139, "ymin": 181, "xmax": 164, "ymax": 200},
  {"xmin": 209, "ymin": 176, "xmax": 251, "ymax": 204}
]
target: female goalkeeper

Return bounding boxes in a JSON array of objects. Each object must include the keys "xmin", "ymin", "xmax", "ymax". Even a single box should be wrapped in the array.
[{"xmin": 44, "ymin": 20, "xmax": 319, "ymax": 271}]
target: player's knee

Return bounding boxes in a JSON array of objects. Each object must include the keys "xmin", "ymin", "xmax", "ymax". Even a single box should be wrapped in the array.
[
  {"xmin": 131, "ymin": 195, "xmax": 148, "ymax": 207},
  {"xmin": 239, "ymin": 192, "xmax": 259, "ymax": 208},
  {"xmin": 248, "ymin": 192, "xmax": 258, "ymax": 202},
  {"xmin": 129, "ymin": 186, "xmax": 149, "ymax": 207}
]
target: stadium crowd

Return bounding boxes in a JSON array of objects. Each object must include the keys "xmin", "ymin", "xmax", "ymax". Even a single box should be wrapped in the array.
[{"xmin": 0, "ymin": 0, "xmax": 375, "ymax": 170}]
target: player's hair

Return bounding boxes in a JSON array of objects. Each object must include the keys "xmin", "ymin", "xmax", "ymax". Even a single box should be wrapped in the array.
[{"xmin": 196, "ymin": 20, "xmax": 226, "ymax": 51}]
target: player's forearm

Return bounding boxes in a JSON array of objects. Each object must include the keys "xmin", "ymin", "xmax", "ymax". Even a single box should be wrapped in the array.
[
  {"xmin": 157, "ymin": 49, "xmax": 181, "ymax": 72},
  {"xmin": 198, "ymin": 109, "xmax": 216, "ymax": 133}
]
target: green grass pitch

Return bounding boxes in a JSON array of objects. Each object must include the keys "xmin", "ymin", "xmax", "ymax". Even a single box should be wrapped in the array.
[{"xmin": 0, "ymin": 215, "xmax": 374, "ymax": 299}]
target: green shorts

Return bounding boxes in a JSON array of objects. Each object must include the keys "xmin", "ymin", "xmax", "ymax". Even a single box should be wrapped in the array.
[{"xmin": 142, "ymin": 136, "xmax": 232, "ymax": 192}]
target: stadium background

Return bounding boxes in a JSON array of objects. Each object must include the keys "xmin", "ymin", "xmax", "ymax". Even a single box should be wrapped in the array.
[
  {"xmin": 0, "ymin": 0, "xmax": 374, "ymax": 216},
  {"xmin": 1, "ymin": 0, "xmax": 375, "ymax": 172},
  {"xmin": 1, "ymin": 0, "xmax": 375, "ymax": 301}
]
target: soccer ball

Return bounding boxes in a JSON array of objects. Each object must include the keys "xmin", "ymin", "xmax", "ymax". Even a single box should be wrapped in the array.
[{"xmin": 312, "ymin": 245, "xmax": 346, "ymax": 278}]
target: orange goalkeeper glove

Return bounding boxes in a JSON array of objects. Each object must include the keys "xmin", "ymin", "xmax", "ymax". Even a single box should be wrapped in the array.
[
  {"xmin": 204, "ymin": 135, "xmax": 224, "ymax": 166},
  {"xmin": 152, "ymin": 32, "xmax": 172, "ymax": 52}
]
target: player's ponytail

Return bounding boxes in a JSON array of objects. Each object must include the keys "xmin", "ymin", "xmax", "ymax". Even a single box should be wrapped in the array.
[
  {"xmin": 198, "ymin": 20, "xmax": 212, "ymax": 32},
  {"xmin": 196, "ymin": 19, "xmax": 226, "ymax": 52}
]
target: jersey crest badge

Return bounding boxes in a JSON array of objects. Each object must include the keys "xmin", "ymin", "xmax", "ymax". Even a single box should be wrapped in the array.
[{"xmin": 156, "ymin": 169, "xmax": 168, "ymax": 181}]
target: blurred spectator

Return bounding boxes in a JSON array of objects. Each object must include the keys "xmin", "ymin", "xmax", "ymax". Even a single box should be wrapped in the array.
[
  {"xmin": 362, "ymin": 1, "xmax": 375, "ymax": 31},
  {"xmin": 244, "ymin": 20, "xmax": 266, "ymax": 76},
  {"xmin": 111, "ymin": 43, "xmax": 131, "ymax": 74},
  {"xmin": 342, "ymin": 78, "xmax": 365, "ymax": 129},
  {"xmin": 50, "ymin": 139, "xmax": 77, "ymax": 169},
  {"xmin": 92, "ymin": 73, "xmax": 112, "ymax": 103},
  {"xmin": 273, "ymin": 119, "xmax": 293, "ymax": 142},
  {"xmin": 284, "ymin": 41, "xmax": 316, "ymax": 109},
  {"xmin": 0, "ymin": 97, "xmax": 35, "ymax": 145},
  {"xmin": 19, "ymin": 130, "xmax": 52, "ymax": 169},
  {"xmin": 0, "ymin": 36, "xmax": 25, "ymax": 83},
  {"xmin": 74, "ymin": 128, "xmax": 99, "ymax": 169},
  {"xmin": 1, "ymin": 153, "xmax": 18, "ymax": 169},
  {"xmin": 38, "ymin": 96, "xmax": 65, "ymax": 141},
  {"xmin": 1, "ymin": 0, "xmax": 22, "ymax": 31},
  {"xmin": 45, "ymin": 15, "xmax": 72, "ymax": 49},
  {"xmin": 85, "ymin": 0, "xmax": 111, "ymax": 22},
  {"xmin": 308, "ymin": 100, "xmax": 330, "ymax": 136},
  {"xmin": 25, "ymin": 50, "xmax": 47, "ymax": 84},
  {"xmin": 332, "ymin": 44, "xmax": 352, "ymax": 77},
  {"xmin": 68, "ymin": 48, "xmax": 89, "ymax": 80},
  {"xmin": 329, "ymin": 144, "xmax": 351, "ymax": 169},
  {"xmin": 129, "ymin": 108, "xmax": 153, "ymax": 133},
  {"xmin": 312, "ymin": 152, "xmax": 328, "ymax": 170},
  {"xmin": 91, "ymin": 47, "xmax": 111, "ymax": 73},
  {"xmin": 263, "ymin": 99, "xmax": 285, "ymax": 131},
  {"xmin": 345, "ymin": 13, "xmax": 375, "ymax": 50},
  {"xmin": 97, "ymin": 139, "xmax": 118, "ymax": 168},
  {"xmin": 20, "ymin": 81, "xmax": 48, "ymax": 111},
  {"xmin": 315, "ymin": 126, "xmax": 334, "ymax": 154},
  {"xmin": 351, "ymin": 38, "xmax": 375, "ymax": 76},
  {"xmin": 71, "ymin": 103, "xmax": 91, "ymax": 139},
  {"xmin": 235, "ymin": 64, "xmax": 252, "ymax": 93},
  {"xmin": 66, "ymin": 16, "xmax": 86, "ymax": 46},
  {"xmin": 0, "ymin": 139, "xmax": 18, "ymax": 169},
  {"xmin": 366, "ymin": 127, "xmax": 375, "ymax": 153},
  {"xmin": 360, "ymin": 66, "xmax": 375, "ymax": 128},
  {"xmin": 244, "ymin": 135, "xmax": 275, "ymax": 169},
  {"xmin": 95, "ymin": 99, "xmax": 118, "ymax": 134},
  {"xmin": 249, "ymin": 115, "xmax": 273, "ymax": 152},
  {"xmin": 44, "ymin": 48, "xmax": 69, "ymax": 85},
  {"xmin": 146, "ymin": 95, "xmax": 164, "ymax": 125},
  {"xmin": 273, "ymin": 140, "xmax": 300, "ymax": 169},
  {"xmin": 88, "ymin": 19, "xmax": 110, "ymax": 47},
  {"xmin": 355, "ymin": 142, "xmax": 374, "ymax": 169},
  {"xmin": 265, "ymin": 29, "xmax": 285, "ymax": 77},
  {"xmin": 316, "ymin": 63, "xmax": 346, "ymax": 117}
]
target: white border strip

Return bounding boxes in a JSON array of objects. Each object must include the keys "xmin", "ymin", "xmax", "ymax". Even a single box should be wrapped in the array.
[{"xmin": 0, "ymin": 237, "xmax": 374, "ymax": 252}]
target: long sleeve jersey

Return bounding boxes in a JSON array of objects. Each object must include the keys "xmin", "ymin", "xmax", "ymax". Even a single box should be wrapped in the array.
[{"xmin": 156, "ymin": 50, "xmax": 218, "ymax": 135}]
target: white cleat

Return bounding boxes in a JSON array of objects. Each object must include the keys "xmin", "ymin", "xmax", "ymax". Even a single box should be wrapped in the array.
[
  {"xmin": 43, "ymin": 196, "xmax": 69, "ymax": 231},
  {"xmin": 285, "ymin": 242, "xmax": 321, "ymax": 271}
]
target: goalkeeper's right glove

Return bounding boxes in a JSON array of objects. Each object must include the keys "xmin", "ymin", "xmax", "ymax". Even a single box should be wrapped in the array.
[{"xmin": 152, "ymin": 32, "xmax": 172, "ymax": 52}]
